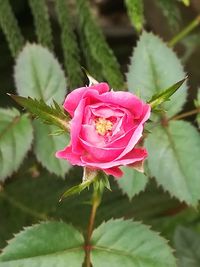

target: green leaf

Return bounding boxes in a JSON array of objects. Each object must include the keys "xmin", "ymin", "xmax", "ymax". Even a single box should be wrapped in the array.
[
  {"xmin": 9, "ymin": 95, "xmax": 70, "ymax": 131},
  {"xmin": 0, "ymin": 108, "xmax": 33, "ymax": 182},
  {"xmin": 28, "ymin": 0, "xmax": 53, "ymax": 50},
  {"xmin": 156, "ymin": 0, "xmax": 181, "ymax": 32},
  {"xmin": 0, "ymin": 222, "xmax": 84, "ymax": 266},
  {"xmin": 14, "ymin": 44, "xmax": 66, "ymax": 103},
  {"xmin": 125, "ymin": 0, "xmax": 144, "ymax": 33},
  {"xmin": 76, "ymin": 0, "xmax": 124, "ymax": 89},
  {"xmin": 146, "ymin": 120, "xmax": 200, "ymax": 206},
  {"xmin": 55, "ymin": 0, "xmax": 83, "ymax": 89},
  {"xmin": 117, "ymin": 167, "xmax": 148, "ymax": 199},
  {"xmin": 91, "ymin": 219, "xmax": 177, "ymax": 267},
  {"xmin": 33, "ymin": 121, "xmax": 71, "ymax": 178},
  {"xmin": 174, "ymin": 227, "xmax": 200, "ymax": 267},
  {"xmin": 0, "ymin": 0, "xmax": 24, "ymax": 57},
  {"xmin": 127, "ymin": 32, "xmax": 187, "ymax": 117},
  {"xmin": 195, "ymin": 89, "xmax": 200, "ymax": 128},
  {"xmin": 148, "ymin": 78, "xmax": 187, "ymax": 109}
]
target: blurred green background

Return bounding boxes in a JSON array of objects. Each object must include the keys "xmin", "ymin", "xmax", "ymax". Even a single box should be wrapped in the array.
[{"xmin": 0, "ymin": 0, "xmax": 200, "ymax": 261}]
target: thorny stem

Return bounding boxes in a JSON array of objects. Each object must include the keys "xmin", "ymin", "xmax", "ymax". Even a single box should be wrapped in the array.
[
  {"xmin": 168, "ymin": 15, "xmax": 200, "ymax": 47},
  {"xmin": 170, "ymin": 107, "xmax": 200, "ymax": 121},
  {"xmin": 84, "ymin": 187, "xmax": 102, "ymax": 267}
]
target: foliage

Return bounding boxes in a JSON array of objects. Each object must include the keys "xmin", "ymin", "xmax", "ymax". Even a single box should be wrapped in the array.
[
  {"xmin": 55, "ymin": 0, "xmax": 83, "ymax": 89},
  {"xmin": 117, "ymin": 167, "xmax": 148, "ymax": 199},
  {"xmin": 174, "ymin": 227, "xmax": 200, "ymax": 267},
  {"xmin": 91, "ymin": 219, "xmax": 176, "ymax": 267},
  {"xmin": 10, "ymin": 95, "xmax": 70, "ymax": 132},
  {"xmin": 28, "ymin": 0, "xmax": 53, "ymax": 50},
  {"xmin": 146, "ymin": 121, "xmax": 200, "ymax": 206},
  {"xmin": 0, "ymin": 219, "xmax": 176, "ymax": 267},
  {"xmin": 0, "ymin": 109, "xmax": 33, "ymax": 182},
  {"xmin": 125, "ymin": 0, "xmax": 144, "ymax": 33},
  {"xmin": 155, "ymin": 0, "xmax": 181, "ymax": 32},
  {"xmin": 0, "ymin": 0, "xmax": 24, "ymax": 57},
  {"xmin": 127, "ymin": 31, "xmax": 187, "ymax": 117},
  {"xmin": 0, "ymin": 222, "xmax": 84, "ymax": 266},
  {"xmin": 75, "ymin": 0, "xmax": 124, "ymax": 89},
  {"xmin": 148, "ymin": 78, "xmax": 187, "ymax": 109},
  {"xmin": 14, "ymin": 44, "xmax": 66, "ymax": 103},
  {"xmin": 33, "ymin": 122, "xmax": 70, "ymax": 178},
  {"xmin": 195, "ymin": 89, "xmax": 200, "ymax": 128},
  {"xmin": 0, "ymin": 1, "xmax": 200, "ymax": 267}
]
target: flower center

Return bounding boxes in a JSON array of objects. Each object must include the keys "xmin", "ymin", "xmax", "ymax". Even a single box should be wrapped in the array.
[{"xmin": 95, "ymin": 117, "xmax": 113, "ymax": 136}]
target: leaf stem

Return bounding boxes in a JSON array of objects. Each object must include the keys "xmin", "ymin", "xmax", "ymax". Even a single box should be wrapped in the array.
[
  {"xmin": 85, "ymin": 186, "xmax": 102, "ymax": 267},
  {"xmin": 170, "ymin": 107, "xmax": 200, "ymax": 120},
  {"xmin": 168, "ymin": 15, "xmax": 200, "ymax": 47}
]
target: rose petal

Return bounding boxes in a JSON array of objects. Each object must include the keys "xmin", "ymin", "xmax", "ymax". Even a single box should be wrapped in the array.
[
  {"xmin": 71, "ymin": 99, "xmax": 86, "ymax": 154},
  {"xmin": 63, "ymin": 83, "xmax": 109, "ymax": 116},
  {"xmin": 90, "ymin": 103, "xmax": 124, "ymax": 118},
  {"xmin": 128, "ymin": 160, "xmax": 145, "ymax": 173},
  {"xmin": 103, "ymin": 167, "xmax": 123, "ymax": 178},
  {"xmin": 56, "ymin": 145, "xmax": 84, "ymax": 166},
  {"xmin": 81, "ymin": 124, "xmax": 105, "ymax": 147},
  {"xmin": 81, "ymin": 148, "xmax": 148, "ymax": 168},
  {"xmin": 83, "ymin": 90, "xmax": 144, "ymax": 118},
  {"xmin": 80, "ymin": 137, "xmax": 124, "ymax": 161},
  {"xmin": 116, "ymin": 104, "xmax": 151, "ymax": 159}
]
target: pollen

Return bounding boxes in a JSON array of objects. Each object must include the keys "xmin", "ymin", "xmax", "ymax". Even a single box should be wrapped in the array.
[{"xmin": 95, "ymin": 117, "xmax": 113, "ymax": 136}]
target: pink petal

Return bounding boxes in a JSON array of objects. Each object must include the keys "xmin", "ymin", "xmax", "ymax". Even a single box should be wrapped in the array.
[
  {"xmin": 86, "ymin": 90, "xmax": 144, "ymax": 117},
  {"xmin": 90, "ymin": 103, "xmax": 124, "ymax": 118},
  {"xmin": 81, "ymin": 148, "xmax": 147, "ymax": 169},
  {"xmin": 70, "ymin": 99, "xmax": 86, "ymax": 154},
  {"xmin": 103, "ymin": 167, "xmax": 123, "ymax": 178},
  {"xmin": 63, "ymin": 83, "xmax": 109, "ymax": 116},
  {"xmin": 81, "ymin": 124, "xmax": 105, "ymax": 147},
  {"xmin": 55, "ymin": 145, "xmax": 84, "ymax": 166},
  {"xmin": 80, "ymin": 137, "xmax": 124, "ymax": 161},
  {"xmin": 116, "ymin": 104, "xmax": 151, "ymax": 159}
]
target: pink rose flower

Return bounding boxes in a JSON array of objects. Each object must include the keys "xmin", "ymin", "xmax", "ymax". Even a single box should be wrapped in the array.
[{"xmin": 56, "ymin": 83, "xmax": 151, "ymax": 178}]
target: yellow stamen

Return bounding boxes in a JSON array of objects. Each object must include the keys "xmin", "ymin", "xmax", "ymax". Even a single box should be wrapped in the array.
[{"xmin": 95, "ymin": 118, "xmax": 113, "ymax": 136}]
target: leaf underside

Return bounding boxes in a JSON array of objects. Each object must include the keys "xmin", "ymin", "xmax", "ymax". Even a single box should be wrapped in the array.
[
  {"xmin": 146, "ymin": 120, "xmax": 200, "ymax": 206},
  {"xmin": 0, "ymin": 108, "xmax": 33, "ymax": 182},
  {"xmin": 127, "ymin": 31, "xmax": 187, "ymax": 117},
  {"xmin": 33, "ymin": 121, "xmax": 71, "ymax": 177},
  {"xmin": 14, "ymin": 43, "xmax": 66, "ymax": 104},
  {"xmin": 117, "ymin": 167, "xmax": 148, "ymax": 199}
]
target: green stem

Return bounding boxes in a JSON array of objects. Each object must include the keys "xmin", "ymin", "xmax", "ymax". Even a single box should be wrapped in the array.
[
  {"xmin": 170, "ymin": 107, "xmax": 200, "ymax": 120},
  {"xmin": 168, "ymin": 15, "xmax": 200, "ymax": 47},
  {"xmin": 85, "ymin": 185, "xmax": 102, "ymax": 267}
]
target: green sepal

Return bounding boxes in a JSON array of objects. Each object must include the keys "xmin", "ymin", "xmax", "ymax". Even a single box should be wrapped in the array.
[
  {"xmin": 93, "ymin": 172, "xmax": 111, "ymax": 193},
  {"xmin": 60, "ymin": 168, "xmax": 98, "ymax": 201},
  {"xmin": 148, "ymin": 77, "xmax": 187, "ymax": 109},
  {"xmin": 60, "ymin": 169, "xmax": 111, "ymax": 201},
  {"xmin": 59, "ymin": 179, "xmax": 94, "ymax": 201},
  {"xmin": 9, "ymin": 94, "xmax": 70, "ymax": 131}
]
